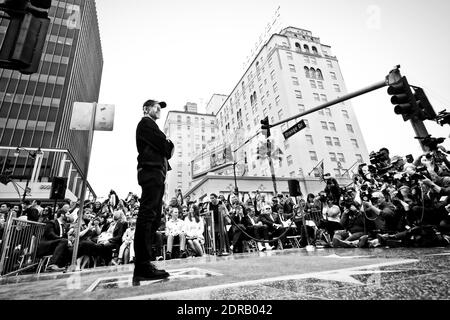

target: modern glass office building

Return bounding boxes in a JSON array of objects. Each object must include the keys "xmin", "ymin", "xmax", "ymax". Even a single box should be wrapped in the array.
[{"xmin": 0, "ymin": 0, "xmax": 102, "ymax": 198}]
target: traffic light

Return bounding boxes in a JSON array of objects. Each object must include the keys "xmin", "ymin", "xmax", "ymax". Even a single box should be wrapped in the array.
[
  {"xmin": 413, "ymin": 87, "xmax": 437, "ymax": 121},
  {"xmin": 387, "ymin": 76, "xmax": 418, "ymax": 121},
  {"xmin": 0, "ymin": 0, "xmax": 51, "ymax": 74},
  {"xmin": 261, "ymin": 116, "xmax": 271, "ymax": 138}
]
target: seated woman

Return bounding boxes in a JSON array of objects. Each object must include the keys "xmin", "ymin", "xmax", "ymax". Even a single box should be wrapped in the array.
[
  {"xmin": 165, "ymin": 207, "xmax": 187, "ymax": 259},
  {"xmin": 118, "ymin": 218, "xmax": 136, "ymax": 264},
  {"xmin": 183, "ymin": 205, "xmax": 205, "ymax": 257}
]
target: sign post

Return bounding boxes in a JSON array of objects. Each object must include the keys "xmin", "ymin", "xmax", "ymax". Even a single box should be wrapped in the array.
[{"xmin": 67, "ymin": 102, "xmax": 115, "ymax": 272}]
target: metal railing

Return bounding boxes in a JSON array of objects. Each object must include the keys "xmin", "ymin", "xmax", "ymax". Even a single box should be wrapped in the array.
[{"xmin": 0, "ymin": 213, "xmax": 46, "ymax": 277}]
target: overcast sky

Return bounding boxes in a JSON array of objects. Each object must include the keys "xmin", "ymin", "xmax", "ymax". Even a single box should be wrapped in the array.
[{"xmin": 90, "ymin": 0, "xmax": 450, "ymax": 200}]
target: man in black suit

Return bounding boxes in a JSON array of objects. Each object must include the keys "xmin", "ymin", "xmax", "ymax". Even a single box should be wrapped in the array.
[
  {"xmin": 37, "ymin": 209, "xmax": 72, "ymax": 272},
  {"xmin": 243, "ymin": 207, "xmax": 273, "ymax": 251},
  {"xmin": 134, "ymin": 99, "xmax": 174, "ymax": 284},
  {"xmin": 259, "ymin": 204, "xmax": 287, "ymax": 249}
]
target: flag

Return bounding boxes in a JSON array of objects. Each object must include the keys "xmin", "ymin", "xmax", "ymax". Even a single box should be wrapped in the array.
[{"xmin": 317, "ymin": 161, "xmax": 325, "ymax": 182}]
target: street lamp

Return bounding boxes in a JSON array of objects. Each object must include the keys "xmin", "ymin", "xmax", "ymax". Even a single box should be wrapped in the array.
[
  {"xmin": 232, "ymin": 156, "xmax": 247, "ymax": 194},
  {"xmin": 14, "ymin": 147, "xmax": 42, "ymax": 202}
]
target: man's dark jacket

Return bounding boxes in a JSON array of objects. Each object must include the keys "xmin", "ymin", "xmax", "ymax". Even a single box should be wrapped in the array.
[{"xmin": 136, "ymin": 116, "xmax": 174, "ymax": 173}]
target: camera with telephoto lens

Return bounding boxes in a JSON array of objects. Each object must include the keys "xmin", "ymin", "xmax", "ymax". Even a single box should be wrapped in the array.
[
  {"xmin": 416, "ymin": 136, "xmax": 445, "ymax": 152},
  {"xmin": 359, "ymin": 184, "xmax": 373, "ymax": 202},
  {"xmin": 409, "ymin": 165, "xmax": 431, "ymax": 182},
  {"xmin": 369, "ymin": 151, "xmax": 393, "ymax": 175}
]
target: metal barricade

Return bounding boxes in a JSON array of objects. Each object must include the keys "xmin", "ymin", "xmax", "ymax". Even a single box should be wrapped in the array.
[
  {"xmin": 203, "ymin": 212, "xmax": 216, "ymax": 255},
  {"xmin": 0, "ymin": 214, "xmax": 46, "ymax": 277}
]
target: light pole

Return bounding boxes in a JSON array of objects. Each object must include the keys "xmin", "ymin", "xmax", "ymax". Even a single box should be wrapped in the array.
[
  {"xmin": 13, "ymin": 147, "xmax": 42, "ymax": 202},
  {"xmin": 232, "ymin": 157, "xmax": 247, "ymax": 194}
]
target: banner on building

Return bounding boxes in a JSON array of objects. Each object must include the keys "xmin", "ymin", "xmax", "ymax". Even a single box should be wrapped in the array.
[
  {"xmin": 191, "ymin": 145, "xmax": 234, "ymax": 179},
  {"xmin": 70, "ymin": 102, "xmax": 115, "ymax": 131}
]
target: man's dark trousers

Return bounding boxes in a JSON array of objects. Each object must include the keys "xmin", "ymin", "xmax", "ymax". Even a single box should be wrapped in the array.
[{"xmin": 134, "ymin": 169, "xmax": 165, "ymax": 265}]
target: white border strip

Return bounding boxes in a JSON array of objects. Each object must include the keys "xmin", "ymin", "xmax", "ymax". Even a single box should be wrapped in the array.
[{"xmin": 118, "ymin": 259, "xmax": 419, "ymax": 300}]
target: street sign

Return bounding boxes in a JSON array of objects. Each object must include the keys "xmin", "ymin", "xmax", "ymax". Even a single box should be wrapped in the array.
[{"xmin": 283, "ymin": 120, "xmax": 306, "ymax": 139}]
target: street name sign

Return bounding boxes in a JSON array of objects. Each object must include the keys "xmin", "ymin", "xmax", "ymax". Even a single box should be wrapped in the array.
[{"xmin": 283, "ymin": 120, "xmax": 306, "ymax": 139}]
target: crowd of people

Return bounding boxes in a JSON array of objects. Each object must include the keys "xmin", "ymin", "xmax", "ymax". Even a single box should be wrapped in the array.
[{"xmin": 1, "ymin": 140, "xmax": 450, "ymax": 273}]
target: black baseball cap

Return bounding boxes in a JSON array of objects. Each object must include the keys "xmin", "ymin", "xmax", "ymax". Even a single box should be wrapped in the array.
[{"xmin": 143, "ymin": 99, "xmax": 167, "ymax": 108}]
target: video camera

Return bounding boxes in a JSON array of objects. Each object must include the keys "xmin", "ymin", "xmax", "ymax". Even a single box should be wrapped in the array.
[
  {"xmin": 369, "ymin": 151, "xmax": 393, "ymax": 175},
  {"xmin": 416, "ymin": 135, "xmax": 446, "ymax": 152}
]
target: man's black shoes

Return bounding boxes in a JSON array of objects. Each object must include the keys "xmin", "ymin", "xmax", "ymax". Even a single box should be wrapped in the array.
[{"xmin": 132, "ymin": 262, "xmax": 170, "ymax": 285}]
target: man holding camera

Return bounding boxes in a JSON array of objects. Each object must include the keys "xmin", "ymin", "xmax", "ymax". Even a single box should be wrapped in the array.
[{"xmin": 134, "ymin": 99, "xmax": 174, "ymax": 284}]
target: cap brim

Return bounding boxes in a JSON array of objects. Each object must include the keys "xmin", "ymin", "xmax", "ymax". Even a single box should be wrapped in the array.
[{"xmin": 159, "ymin": 101, "xmax": 167, "ymax": 108}]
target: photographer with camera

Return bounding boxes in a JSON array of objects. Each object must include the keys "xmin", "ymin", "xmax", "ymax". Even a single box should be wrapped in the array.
[
  {"xmin": 332, "ymin": 201, "xmax": 374, "ymax": 248},
  {"xmin": 360, "ymin": 191, "xmax": 401, "ymax": 244}
]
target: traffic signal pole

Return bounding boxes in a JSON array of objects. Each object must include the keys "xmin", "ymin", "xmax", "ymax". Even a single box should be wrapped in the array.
[
  {"xmin": 266, "ymin": 140, "xmax": 278, "ymax": 195},
  {"xmin": 268, "ymin": 79, "xmax": 390, "ymax": 129},
  {"xmin": 266, "ymin": 66, "xmax": 432, "ymax": 151},
  {"xmin": 410, "ymin": 120, "xmax": 429, "ymax": 152}
]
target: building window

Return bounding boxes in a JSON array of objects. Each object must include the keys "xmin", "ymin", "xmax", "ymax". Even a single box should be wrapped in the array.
[
  {"xmin": 329, "ymin": 152, "xmax": 337, "ymax": 162},
  {"xmin": 278, "ymin": 109, "xmax": 283, "ymax": 120},
  {"xmin": 325, "ymin": 108, "xmax": 332, "ymax": 116},
  {"xmin": 303, "ymin": 119, "xmax": 309, "ymax": 128},
  {"xmin": 177, "ymin": 171, "xmax": 182, "ymax": 177},
  {"xmin": 313, "ymin": 93, "xmax": 320, "ymax": 101},
  {"xmin": 327, "ymin": 60, "xmax": 333, "ymax": 68},
  {"xmin": 289, "ymin": 64, "xmax": 296, "ymax": 72},
  {"xmin": 310, "ymin": 80, "xmax": 317, "ymax": 89},
  {"xmin": 312, "ymin": 46, "xmax": 318, "ymax": 55},
  {"xmin": 351, "ymin": 139, "xmax": 359, "ymax": 148},
  {"xmin": 298, "ymin": 104, "xmax": 305, "ymax": 113},
  {"xmin": 333, "ymin": 137, "xmax": 341, "ymax": 146},
  {"xmin": 355, "ymin": 154, "xmax": 363, "ymax": 163},
  {"xmin": 321, "ymin": 121, "xmax": 328, "ymax": 130},
  {"xmin": 325, "ymin": 136, "xmax": 332, "ymax": 146},
  {"xmin": 275, "ymin": 95, "xmax": 280, "ymax": 106},
  {"xmin": 316, "ymin": 69, "xmax": 323, "ymax": 80},
  {"xmin": 330, "ymin": 72, "xmax": 337, "ymax": 80},
  {"xmin": 294, "ymin": 90, "xmax": 302, "ymax": 99},
  {"xmin": 177, "ymin": 115, "xmax": 182, "ymax": 123},
  {"xmin": 287, "ymin": 155, "xmax": 293, "ymax": 166},
  {"xmin": 303, "ymin": 44, "xmax": 310, "ymax": 53},
  {"xmin": 320, "ymin": 94, "xmax": 328, "ymax": 102},
  {"xmin": 319, "ymin": 109, "xmax": 324, "ymax": 115},
  {"xmin": 304, "ymin": 66, "xmax": 310, "ymax": 78},
  {"xmin": 286, "ymin": 52, "xmax": 293, "ymax": 60},
  {"xmin": 273, "ymin": 82, "xmax": 278, "ymax": 93},
  {"xmin": 317, "ymin": 81, "xmax": 324, "ymax": 89},
  {"xmin": 329, "ymin": 122, "xmax": 336, "ymax": 131},
  {"xmin": 309, "ymin": 151, "xmax": 318, "ymax": 161},
  {"xmin": 334, "ymin": 169, "xmax": 341, "ymax": 177},
  {"xmin": 306, "ymin": 135, "xmax": 314, "ymax": 145},
  {"xmin": 342, "ymin": 110, "xmax": 349, "ymax": 119},
  {"xmin": 310, "ymin": 67, "xmax": 316, "ymax": 79},
  {"xmin": 337, "ymin": 153, "xmax": 345, "ymax": 163},
  {"xmin": 284, "ymin": 140, "xmax": 289, "ymax": 149},
  {"xmin": 292, "ymin": 77, "xmax": 299, "ymax": 85},
  {"xmin": 346, "ymin": 124, "xmax": 354, "ymax": 133},
  {"xmin": 304, "ymin": 56, "xmax": 310, "ymax": 63},
  {"xmin": 310, "ymin": 57, "xmax": 317, "ymax": 65},
  {"xmin": 270, "ymin": 70, "xmax": 275, "ymax": 80},
  {"xmin": 334, "ymin": 84, "xmax": 341, "ymax": 92}
]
